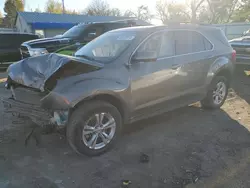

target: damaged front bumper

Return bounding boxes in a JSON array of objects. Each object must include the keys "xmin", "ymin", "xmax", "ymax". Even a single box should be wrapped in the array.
[
  {"xmin": 2, "ymin": 97, "xmax": 53, "ymax": 126},
  {"xmin": 2, "ymin": 84, "xmax": 70, "ymax": 128}
]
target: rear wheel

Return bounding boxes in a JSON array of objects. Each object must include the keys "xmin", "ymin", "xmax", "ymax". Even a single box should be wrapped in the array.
[
  {"xmin": 201, "ymin": 76, "xmax": 228, "ymax": 109},
  {"xmin": 67, "ymin": 100, "xmax": 122, "ymax": 156}
]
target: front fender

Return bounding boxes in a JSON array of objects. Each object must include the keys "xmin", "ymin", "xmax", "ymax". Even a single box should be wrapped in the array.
[
  {"xmin": 206, "ymin": 57, "xmax": 234, "ymax": 86},
  {"xmin": 42, "ymin": 78, "xmax": 131, "ymax": 112}
]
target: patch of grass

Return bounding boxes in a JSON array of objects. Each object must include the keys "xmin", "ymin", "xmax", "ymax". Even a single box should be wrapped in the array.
[
  {"xmin": 0, "ymin": 78, "xmax": 7, "ymax": 83},
  {"xmin": 244, "ymin": 70, "xmax": 250, "ymax": 76},
  {"xmin": 56, "ymin": 50, "xmax": 75, "ymax": 56}
]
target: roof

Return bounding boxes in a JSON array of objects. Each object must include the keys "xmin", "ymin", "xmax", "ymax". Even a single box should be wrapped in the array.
[
  {"xmin": 110, "ymin": 25, "xmax": 156, "ymax": 32},
  {"xmin": 110, "ymin": 24, "xmax": 220, "ymax": 33},
  {"xmin": 18, "ymin": 12, "xmax": 149, "ymax": 25}
]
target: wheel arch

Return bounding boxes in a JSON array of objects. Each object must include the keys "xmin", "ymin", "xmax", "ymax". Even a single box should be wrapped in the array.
[
  {"xmin": 206, "ymin": 56, "xmax": 234, "ymax": 87},
  {"xmin": 214, "ymin": 68, "xmax": 232, "ymax": 86},
  {"xmin": 69, "ymin": 93, "xmax": 130, "ymax": 124}
]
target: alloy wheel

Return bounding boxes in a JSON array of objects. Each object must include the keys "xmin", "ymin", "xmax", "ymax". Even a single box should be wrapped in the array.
[{"xmin": 81, "ymin": 113, "xmax": 116, "ymax": 150}]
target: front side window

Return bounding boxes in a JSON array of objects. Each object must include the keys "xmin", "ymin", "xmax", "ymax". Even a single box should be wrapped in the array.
[
  {"xmin": 136, "ymin": 33, "xmax": 162, "ymax": 55},
  {"xmin": 159, "ymin": 31, "xmax": 175, "ymax": 57},
  {"xmin": 75, "ymin": 31, "xmax": 136, "ymax": 63}
]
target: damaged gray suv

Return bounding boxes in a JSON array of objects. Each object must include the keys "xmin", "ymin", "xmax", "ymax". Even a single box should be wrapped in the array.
[{"xmin": 3, "ymin": 25, "xmax": 235, "ymax": 156}]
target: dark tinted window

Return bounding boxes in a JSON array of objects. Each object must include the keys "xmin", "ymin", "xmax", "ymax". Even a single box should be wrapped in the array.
[
  {"xmin": 159, "ymin": 31, "xmax": 174, "ymax": 57},
  {"xmin": 174, "ymin": 30, "xmax": 212, "ymax": 55},
  {"xmin": 0, "ymin": 34, "xmax": 38, "ymax": 47},
  {"xmin": 104, "ymin": 23, "xmax": 129, "ymax": 32},
  {"xmin": 81, "ymin": 26, "xmax": 105, "ymax": 42}
]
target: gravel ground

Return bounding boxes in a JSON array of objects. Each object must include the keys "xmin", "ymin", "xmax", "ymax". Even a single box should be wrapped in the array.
[{"xmin": 0, "ymin": 67, "xmax": 250, "ymax": 188}]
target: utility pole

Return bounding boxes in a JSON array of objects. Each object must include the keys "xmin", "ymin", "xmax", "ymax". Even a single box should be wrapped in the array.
[{"xmin": 62, "ymin": 0, "xmax": 65, "ymax": 14}]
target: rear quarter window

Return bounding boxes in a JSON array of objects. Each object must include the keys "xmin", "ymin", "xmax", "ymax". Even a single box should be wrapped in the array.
[
  {"xmin": 211, "ymin": 29, "xmax": 231, "ymax": 47},
  {"xmin": 203, "ymin": 37, "xmax": 213, "ymax": 50},
  {"xmin": 174, "ymin": 30, "xmax": 213, "ymax": 55}
]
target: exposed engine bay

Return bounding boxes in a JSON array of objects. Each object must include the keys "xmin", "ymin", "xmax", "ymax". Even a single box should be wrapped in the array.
[{"xmin": 2, "ymin": 53, "xmax": 102, "ymax": 128}]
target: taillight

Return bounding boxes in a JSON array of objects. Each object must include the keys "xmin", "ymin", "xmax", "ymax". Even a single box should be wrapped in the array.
[{"xmin": 232, "ymin": 50, "xmax": 236, "ymax": 62}]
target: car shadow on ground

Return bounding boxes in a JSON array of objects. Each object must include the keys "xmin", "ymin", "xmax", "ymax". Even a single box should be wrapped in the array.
[
  {"xmin": 232, "ymin": 65, "xmax": 250, "ymax": 104},
  {"xmin": 1, "ymin": 103, "xmax": 250, "ymax": 188}
]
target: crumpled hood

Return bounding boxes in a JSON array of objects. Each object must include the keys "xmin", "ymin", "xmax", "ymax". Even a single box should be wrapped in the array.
[
  {"xmin": 7, "ymin": 53, "xmax": 103, "ymax": 91},
  {"xmin": 23, "ymin": 37, "xmax": 71, "ymax": 45}
]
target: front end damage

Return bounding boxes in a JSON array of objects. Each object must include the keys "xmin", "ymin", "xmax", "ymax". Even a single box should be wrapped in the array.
[
  {"xmin": 2, "ymin": 84, "xmax": 69, "ymax": 128},
  {"xmin": 2, "ymin": 53, "xmax": 102, "ymax": 129}
]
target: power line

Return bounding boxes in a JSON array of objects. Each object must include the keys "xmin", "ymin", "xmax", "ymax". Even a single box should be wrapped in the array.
[{"xmin": 62, "ymin": 0, "xmax": 65, "ymax": 14}]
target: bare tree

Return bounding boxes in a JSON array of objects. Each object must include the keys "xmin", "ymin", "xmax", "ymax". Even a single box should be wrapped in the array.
[
  {"xmin": 187, "ymin": 0, "xmax": 206, "ymax": 22},
  {"xmin": 155, "ymin": 0, "xmax": 169, "ymax": 24},
  {"xmin": 0, "ymin": 11, "xmax": 3, "ymax": 25},
  {"xmin": 109, "ymin": 8, "xmax": 122, "ymax": 16},
  {"xmin": 156, "ymin": 0, "xmax": 190, "ymax": 24},
  {"xmin": 84, "ymin": 0, "xmax": 111, "ymax": 16},
  {"xmin": 34, "ymin": 7, "xmax": 42, "ymax": 12},
  {"xmin": 206, "ymin": 0, "xmax": 239, "ymax": 23},
  {"xmin": 45, "ymin": 0, "xmax": 63, "ymax": 14},
  {"xmin": 124, "ymin": 5, "xmax": 153, "ymax": 22}
]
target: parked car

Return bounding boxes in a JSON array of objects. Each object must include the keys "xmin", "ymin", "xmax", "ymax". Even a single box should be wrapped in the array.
[
  {"xmin": 229, "ymin": 36, "xmax": 250, "ymax": 65},
  {"xmin": 20, "ymin": 19, "xmax": 149, "ymax": 58},
  {"xmin": 242, "ymin": 29, "xmax": 250, "ymax": 36},
  {"xmin": 0, "ymin": 32, "xmax": 38, "ymax": 69},
  {"xmin": 3, "ymin": 25, "xmax": 235, "ymax": 156}
]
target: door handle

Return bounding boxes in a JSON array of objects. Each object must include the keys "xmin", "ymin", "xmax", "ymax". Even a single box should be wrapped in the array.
[{"xmin": 171, "ymin": 64, "xmax": 181, "ymax": 70}]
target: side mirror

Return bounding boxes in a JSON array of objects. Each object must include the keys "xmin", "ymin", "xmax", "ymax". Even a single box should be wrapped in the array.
[{"xmin": 132, "ymin": 51, "xmax": 157, "ymax": 63}]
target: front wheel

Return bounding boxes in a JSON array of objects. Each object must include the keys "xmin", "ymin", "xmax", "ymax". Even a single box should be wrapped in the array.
[
  {"xmin": 67, "ymin": 100, "xmax": 122, "ymax": 156},
  {"xmin": 201, "ymin": 76, "xmax": 229, "ymax": 109}
]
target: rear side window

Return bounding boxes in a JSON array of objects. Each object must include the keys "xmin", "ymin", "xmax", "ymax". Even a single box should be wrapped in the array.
[{"xmin": 174, "ymin": 30, "xmax": 213, "ymax": 55}]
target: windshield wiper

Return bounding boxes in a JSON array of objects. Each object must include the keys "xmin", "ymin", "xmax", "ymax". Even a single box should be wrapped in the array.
[{"xmin": 75, "ymin": 55, "xmax": 98, "ymax": 62}]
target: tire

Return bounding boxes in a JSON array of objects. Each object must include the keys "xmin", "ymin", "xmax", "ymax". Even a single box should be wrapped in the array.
[
  {"xmin": 67, "ymin": 100, "xmax": 122, "ymax": 156},
  {"xmin": 201, "ymin": 76, "xmax": 229, "ymax": 109}
]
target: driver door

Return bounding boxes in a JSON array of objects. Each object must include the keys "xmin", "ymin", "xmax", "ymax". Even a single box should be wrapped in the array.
[{"xmin": 130, "ymin": 31, "xmax": 178, "ymax": 113}]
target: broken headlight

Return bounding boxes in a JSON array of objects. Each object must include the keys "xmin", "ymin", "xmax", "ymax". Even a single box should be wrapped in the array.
[{"xmin": 29, "ymin": 48, "xmax": 48, "ymax": 57}]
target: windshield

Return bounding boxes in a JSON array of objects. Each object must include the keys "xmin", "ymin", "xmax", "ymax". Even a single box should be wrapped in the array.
[
  {"xmin": 75, "ymin": 31, "xmax": 136, "ymax": 63},
  {"xmin": 62, "ymin": 25, "xmax": 86, "ymax": 38}
]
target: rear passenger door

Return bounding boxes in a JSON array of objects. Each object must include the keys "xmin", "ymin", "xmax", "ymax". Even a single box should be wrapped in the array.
[{"xmin": 172, "ymin": 30, "xmax": 213, "ymax": 98}]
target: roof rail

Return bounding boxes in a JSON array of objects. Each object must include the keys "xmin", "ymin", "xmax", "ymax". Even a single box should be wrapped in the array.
[
  {"xmin": 77, "ymin": 18, "xmax": 139, "ymax": 26},
  {"xmin": 165, "ymin": 21, "xmax": 211, "ymax": 26}
]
